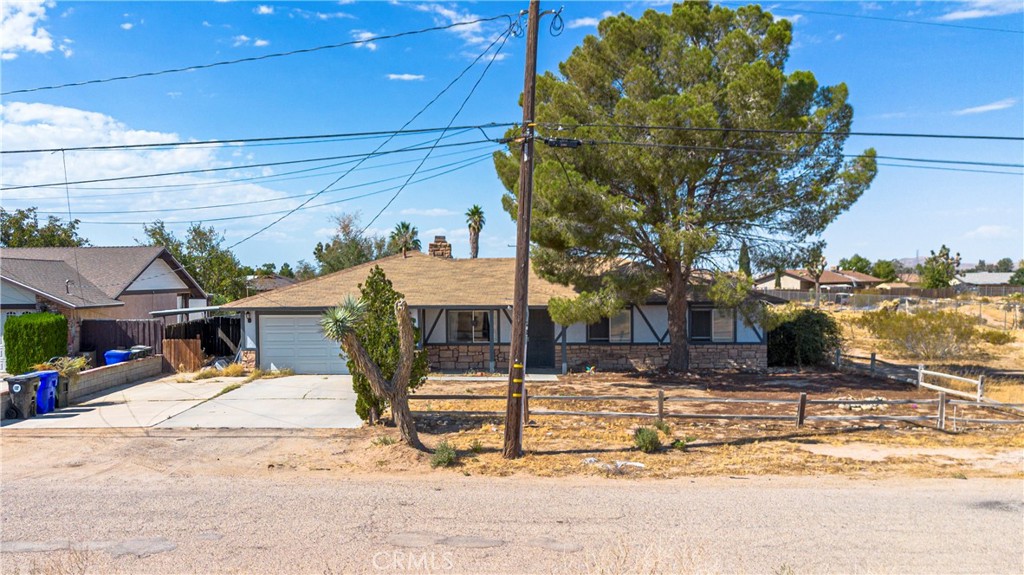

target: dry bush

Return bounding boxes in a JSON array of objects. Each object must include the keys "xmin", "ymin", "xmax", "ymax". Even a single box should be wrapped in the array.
[{"xmin": 858, "ymin": 309, "xmax": 978, "ymax": 360}]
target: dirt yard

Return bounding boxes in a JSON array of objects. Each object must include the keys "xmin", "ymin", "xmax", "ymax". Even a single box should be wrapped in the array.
[{"xmin": 5, "ymin": 370, "xmax": 1020, "ymax": 483}]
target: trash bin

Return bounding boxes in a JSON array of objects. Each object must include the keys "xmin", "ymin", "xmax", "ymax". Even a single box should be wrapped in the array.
[
  {"xmin": 129, "ymin": 345, "xmax": 153, "ymax": 359},
  {"xmin": 56, "ymin": 374, "xmax": 71, "ymax": 409},
  {"xmin": 4, "ymin": 373, "xmax": 40, "ymax": 419},
  {"xmin": 104, "ymin": 349, "xmax": 132, "ymax": 366},
  {"xmin": 31, "ymin": 370, "xmax": 58, "ymax": 415}
]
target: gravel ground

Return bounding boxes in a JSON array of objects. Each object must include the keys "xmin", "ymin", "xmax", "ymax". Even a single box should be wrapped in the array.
[{"xmin": 2, "ymin": 472, "xmax": 1021, "ymax": 574}]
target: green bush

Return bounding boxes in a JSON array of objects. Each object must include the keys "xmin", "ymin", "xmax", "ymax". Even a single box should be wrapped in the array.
[
  {"xmin": 3, "ymin": 312, "xmax": 67, "ymax": 375},
  {"xmin": 633, "ymin": 427, "xmax": 662, "ymax": 453},
  {"xmin": 858, "ymin": 309, "xmax": 976, "ymax": 360},
  {"xmin": 978, "ymin": 329, "xmax": 1014, "ymax": 346},
  {"xmin": 430, "ymin": 440, "xmax": 457, "ymax": 468},
  {"xmin": 346, "ymin": 266, "xmax": 429, "ymax": 422},
  {"xmin": 764, "ymin": 305, "xmax": 842, "ymax": 367}
]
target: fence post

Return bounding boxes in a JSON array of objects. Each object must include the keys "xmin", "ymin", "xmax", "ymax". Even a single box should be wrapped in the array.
[
  {"xmin": 834, "ymin": 348, "xmax": 842, "ymax": 368},
  {"xmin": 869, "ymin": 352, "xmax": 876, "ymax": 372},
  {"xmin": 917, "ymin": 364, "xmax": 924, "ymax": 390},
  {"xmin": 523, "ymin": 386, "xmax": 530, "ymax": 425},
  {"xmin": 796, "ymin": 392, "xmax": 807, "ymax": 427},
  {"xmin": 977, "ymin": 375, "xmax": 985, "ymax": 401},
  {"xmin": 657, "ymin": 389, "xmax": 665, "ymax": 422},
  {"xmin": 937, "ymin": 391, "xmax": 946, "ymax": 430}
]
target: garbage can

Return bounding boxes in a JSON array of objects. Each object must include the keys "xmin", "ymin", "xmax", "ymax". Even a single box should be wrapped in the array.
[
  {"xmin": 129, "ymin": 345, "xmax": 153, "ymax": 359},
  {"xmin": 104, "ymin": 349, "xmax": 132, "ymax": 366},
  {"xmin": 4, "ymin": 374, "xmax": 40, "ymax": 419},
  {"xmin": 56, "ymin": 374, "xmax": 71, "ymax": 409},
  {"xmin": 32, "ymin": 370, "xmax": 58, "ymax": 415}
]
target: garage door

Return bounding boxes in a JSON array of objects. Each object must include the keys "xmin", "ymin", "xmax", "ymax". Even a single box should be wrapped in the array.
[{"xmin": 258, "ymin": 315, "xmax": 348, "ymax": 374}]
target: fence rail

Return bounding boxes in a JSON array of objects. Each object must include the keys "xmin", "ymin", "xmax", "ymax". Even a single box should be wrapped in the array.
[{"xmin": 409, "ymin": 390, "xmax": 1024, "ymax": 429}]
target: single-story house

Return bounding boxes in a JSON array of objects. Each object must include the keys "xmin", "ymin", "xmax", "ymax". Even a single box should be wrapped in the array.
[
  {"xmin": 952, "ymin": 272, "xmax": 1014, "ymax": 287},
  {"xmin": 222, "ymin": 237, "xmax": 776, "ymax": 375},
  {"xmin": 0, "ymin": 246, "xmax": 206, "ymax": 371},
  {"xmin": 754, "ymin": 269, "xmax": 884, "ymax": 291}
]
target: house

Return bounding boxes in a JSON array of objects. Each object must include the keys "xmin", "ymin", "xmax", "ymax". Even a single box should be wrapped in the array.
[
  {"xmin": 245, "ymin": 273, "xmax": 297, "ymax": 295},
  {"xmin": 952, "ymin": 272, "xmax": 1014, "ymax": 287},
  {"xmin": 0, "ymin": 246, "xmax": 206, "ymax": 371},
  {"xmin": 754, "ymin": 269, "xmax": 884, "ymax": 291},
  {"xmin": 222, "ymin": 237, "xmax": 774, "ymax": 375}
]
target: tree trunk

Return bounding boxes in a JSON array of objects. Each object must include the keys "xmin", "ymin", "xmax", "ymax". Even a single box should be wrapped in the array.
[
  {"xmin": 666, "ymin": 264, "xmax": 690, "ymax": 371},
  {"xmin": 814, "ymin": 280, "xmax": 821, "ymax": 308},
  {"xmin": 340, "ymin": 304, "xmax": 425, "ymax": 451},
  {"xmin": 469, "ymin": 230, "xmax": 479, "ymax": 259}
]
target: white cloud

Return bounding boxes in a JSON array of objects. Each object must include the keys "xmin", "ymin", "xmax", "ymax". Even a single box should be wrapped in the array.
[
  {"xmin": 963, "ymin": 225, "xmax": 1017, "ymax": 240},
  {"xmin": 401, "ymin": 208, "xmax": 456, "ymax": 217},
  {"xmin": 58, "ymin": 38, "xmax": 73, "ymax": 58},
  {"xmin": 953, "ymin": 98, "xmax": 1017, "ymax": 115},
  {"xmin": 834, "ymin": 33, "xmax": 845, "ymax": 41},
  {"xmin": 387, "ymin": 73, "xmax": 425, "ymax": 81},
  {"xmin": 202, "ymin": 20, "xmax": 212, "ymax": 28},
  {"xmin": 289, "ymin": 8, "xmax": 355, "ymax": 20},
  {"xmin": 253, "ymin": 38, "xmax": 269, "ymax": 47},
  {"xmin": 232, "ymin": 34, "xmax": 251, "ymax": 47},
  {"xmin": 255, "ymin": 5, "xmax": 274, "ymax": 15},
  {"xmin": 408, "ymin": 3, "xmax": 511, "ymax": 55},
  {"xmin": 939, "ymin": 1, "xmax": 1024, "ymax": 21},
  {"xmin": 351, "ymin": 30, "xmax": 377, "ymax": 51},
  {"xmin": 0, "ymin": 0, "xmax": 55, "ymax": 59},
  {"xmin": 120, "ymin": 22, "xmax": 134, "ymax": 30},
  {"xmin": 567, "ymin": 17, "xmax": 600, "ymax": 29},
  {"xmin": 167, "ymin": 91, "xmax": 182, "ymax": 99}
]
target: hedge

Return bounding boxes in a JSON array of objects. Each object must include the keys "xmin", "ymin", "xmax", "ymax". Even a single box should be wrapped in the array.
[
  {"xmin": 3, "ymin": 312, "xmax": 67, "ymax": 375},
  {"xmin": 765, "ymin": 306, "xmax": 842, "ymax": 368}
]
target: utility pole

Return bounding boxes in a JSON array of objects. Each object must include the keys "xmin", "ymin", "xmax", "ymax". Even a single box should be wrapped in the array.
[{"xmin": 503, "ymin": 0, "xmax": 541, "ymax": 459}]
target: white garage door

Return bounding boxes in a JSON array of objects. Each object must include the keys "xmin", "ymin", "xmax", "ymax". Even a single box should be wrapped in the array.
[{"xmin": 259, "ymin": 315, "xmax": 348, "ymax": 374}]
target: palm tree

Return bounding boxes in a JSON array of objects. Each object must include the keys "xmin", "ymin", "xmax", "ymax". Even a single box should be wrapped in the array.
[
  {"xmin": 320, "ymin": 295, "xmax": 424, "ymax": 450},
  {"xmin": 388, "ymin": 221, "xmax": 421, "ymax": 258},
  {"xmin": 466, "ymin": 205, "xmax": 485, "ymax": 259}
]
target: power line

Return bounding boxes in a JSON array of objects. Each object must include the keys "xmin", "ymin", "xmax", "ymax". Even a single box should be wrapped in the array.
[
  {"xmin": 0, "ymin": 14, "xmax": 517, "ymax": 96},
  {"xmin": 227, "ymin": 18, "xmax": 519, "ymax": 250},
  {"xmin": 559, "ymin": 138, "xmax": 1024, "ymax": 169},
  {"xmin": 362, "ymin": 23, "xmax": 514, "ymax": 234},
  {"xmin": 33, "ymin": 152, "xmax": 496, "ymax": 216},
  {"xmin": 2, "ymin": 123, "xmax": 516, "ymax": 155},
  {"xmin": 538, "ymin": 123, "xmax": 1024, "ymax": 142},
  {"xmin": 1, "ymin": 139, "xmax": 496, "ymax": 191}
]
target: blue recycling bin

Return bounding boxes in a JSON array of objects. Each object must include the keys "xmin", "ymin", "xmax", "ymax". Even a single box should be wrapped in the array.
[
  {"xmin": 30, "ymin": 370, "xmax": 58, "ymax": 415},
  {"xmin": 104, "ymin": 349, "xmax": 132, "ymax": 366}
]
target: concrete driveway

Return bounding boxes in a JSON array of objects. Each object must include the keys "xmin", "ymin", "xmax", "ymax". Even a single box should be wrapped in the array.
[{"xmin": 0, "ymin": 374, "xmax": 360, "ymax": 429}]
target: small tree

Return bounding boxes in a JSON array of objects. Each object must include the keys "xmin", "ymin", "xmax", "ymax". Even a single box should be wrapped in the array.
[
  {"xmin": 1009, "ymin": 268, "xmax": 1024, "ymax": 286},
  {"xmin": 387, "ymin": 221, "xmax": 421, "ymax": 258},
  {"xmin": 804, "ymin": 243, "xmax": 827, "ymax": 308},
  {"xmin": 738, "ymin": 242, "xmax": 752, "ymax": 277},
  {"xmin": 995, "ymin": 258, "xmax": 1014, "ymax": 273},
  {"xmin": 466, "ymin": 205, "xmax": 486, "ymax": 259},
  {"xmin": 1, "ymin": 207, "xmax": 88, "ymax": 247},
  {"xmin": 838, "ymin": 254, "xmax": 871, "ymax": 274},
  {"xmin": 870, "ymin": 259, "xmax": 898, "ymax": 282},
  {"xmin": 921, "ymin": 245, "xmax": 961, "ymax": 289},
  {"xmin": 324, "ymin": 266, "xmax": 428, "ymax": 426}
]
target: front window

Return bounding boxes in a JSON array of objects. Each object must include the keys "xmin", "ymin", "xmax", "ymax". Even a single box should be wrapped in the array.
[
  {"xmin": 587, "ymin": 310, "xmax": 631, "ymax": 343},
  {"xmin": 690, "ymin": 308, "xmax": 736, "ymax": 342},
  {"xmin": 690, "ymin": 309, "xmax": 712, "ymax": 341},
  {"xmin": 447, "ymin": 310, "xmax": 491, "ymax": 343}
]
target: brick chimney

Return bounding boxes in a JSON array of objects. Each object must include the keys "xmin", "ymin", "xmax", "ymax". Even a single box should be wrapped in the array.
[{"xmin": 428, "ymin": 235, "xmax": 452, "ymax": 259}]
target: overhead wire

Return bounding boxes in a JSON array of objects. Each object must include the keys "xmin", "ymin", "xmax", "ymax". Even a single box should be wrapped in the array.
[{"xmin": 0, "ymin": 14, "xmax": 519, "ymax": 96}]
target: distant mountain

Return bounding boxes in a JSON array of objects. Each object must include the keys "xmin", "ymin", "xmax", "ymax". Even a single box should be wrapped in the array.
[{"xmin": 897, "ymin": 256, "xmax": 975, "ymax": 271}]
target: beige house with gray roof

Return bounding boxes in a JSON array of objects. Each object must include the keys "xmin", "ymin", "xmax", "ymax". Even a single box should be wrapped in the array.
[{"xmin": 222, "ymin": 237, "xmax": 770, "ymax": 375}]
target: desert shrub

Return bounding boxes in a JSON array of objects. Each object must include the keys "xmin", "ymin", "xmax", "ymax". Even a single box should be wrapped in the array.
[
  {"xmin": 978, "ymin": 330, "xmax": 1014, "ymax": 346},
  {"xmin": 346, "ymin": 267, "xmax": 429, "ymax": 422},
  {"xmin": 652, "ymin": 420, "xmax": 671, "ymax": 435},
  {"xmin": 633, "ymin": 427, "xmax": 662, "ymax": 453},
  {"xmin": 430, "ymin": 440, "xmax": 457, "ymax": 468},
  {"xmin": 371, "ymin": 435, "xmax": 397, "ymax": 446},
  {"xmin": 3, "ymin": 312, "xmax": 67, "ymax": 375},
  {"xmin": 764, "ymin": 305, "xmax": 842, "ymax": 367},
  {"xmin": 858, "ymin": 309, "xmax": 976, "ymax": 359},
  {"xmin": 469, "ymin": 439, "xmax": 484, "ymax": 454}
]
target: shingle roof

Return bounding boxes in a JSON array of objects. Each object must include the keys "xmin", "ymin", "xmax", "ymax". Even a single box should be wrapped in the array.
[
  {"xmin": 1, "ymin": 258, "xmax": 123, "ymax": 308},
  {"xmin": 757, "ymin": 269, "xmax": 884, "ymax": 286},
  {"xmin": 956, "ymin": 272, "xmax": 1014, "ymax": 286},
  {"xmin": 0, "ymin": 246, "xmax": 203, "ymax": 298}
]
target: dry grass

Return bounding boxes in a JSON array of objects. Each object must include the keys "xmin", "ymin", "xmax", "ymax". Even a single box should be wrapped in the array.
[{"xmin": 244, "ymin": 367, "xmax": 295, "ymax": 382}]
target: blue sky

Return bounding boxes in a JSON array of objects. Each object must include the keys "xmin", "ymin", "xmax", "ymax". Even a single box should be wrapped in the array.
[{"xmin": 2, "ymin": 1, "xmax": 1022, "ymax": 272}]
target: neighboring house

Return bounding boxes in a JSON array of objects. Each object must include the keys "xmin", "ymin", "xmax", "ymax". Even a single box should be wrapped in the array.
[
  {"xmin": 245, "ymin": 274, "xmax": 297, "ymax": 295},
  {"xmin": 0, "ymin": 246, "xmax": 206, "ymax": 371},
  {"xmin": 754, "ymin": 269, "xmax": 884, "ymax": 291},
  {"xmin": 952, "ymin": 272, "xmax": 1014, "ymax": 287},
  {"xmin": 222, "ymin": 237, "xmax": 775, "ymax": 375}
]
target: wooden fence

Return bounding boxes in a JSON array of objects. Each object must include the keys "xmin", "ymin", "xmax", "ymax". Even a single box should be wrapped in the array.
[
  {"xmin": 81, "ymin": 319, "xmax": 164, "ymax": 363},
  {"xmin": 409, "ymin": 391, "xmax": 1024, "ymax": 430},
  {"xmin": 162, "ymin": 337, "xmax": 204, "ymax": 373},
  {"xmin": 164, "ymin": 316, "xmax": 241, "ymax": 358}
]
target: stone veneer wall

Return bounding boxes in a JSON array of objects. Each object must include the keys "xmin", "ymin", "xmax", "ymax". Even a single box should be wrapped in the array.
[
  {"xmin": 425, "ymin": 343, "xmax": 766, "ymax": 372},
  {"xmin": 240, "ymin": 350, "xmax": 257, "ymax": 370}
]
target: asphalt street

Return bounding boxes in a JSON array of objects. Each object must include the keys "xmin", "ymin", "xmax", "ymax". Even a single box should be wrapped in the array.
[{"xmin": 1, "ymin": 474, "xmax": 1021, "ymax": 574}]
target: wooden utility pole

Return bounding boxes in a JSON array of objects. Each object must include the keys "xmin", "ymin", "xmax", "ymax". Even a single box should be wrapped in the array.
[{"xmin": 503, "ymin": 0, "xmax": 541, "ymax": 459}]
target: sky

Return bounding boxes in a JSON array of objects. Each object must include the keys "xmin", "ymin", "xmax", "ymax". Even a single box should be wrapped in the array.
[{"xmin": 2, "ymin": 0, "xmax": 1022, "ymax": 273}]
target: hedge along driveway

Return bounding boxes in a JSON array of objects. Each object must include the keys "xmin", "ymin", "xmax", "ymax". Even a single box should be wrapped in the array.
[{"xmin": 2, "ymin": 312, "xmax": 67, "ymax": 375}]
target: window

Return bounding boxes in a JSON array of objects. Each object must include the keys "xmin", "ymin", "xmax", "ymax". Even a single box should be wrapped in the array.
[
  {"xmin": 447, "ymin": 310, "xmax": 491, "ymax": 343},
  {"xmin": 689, "ymin": 309, "xmax": 712, "ymax": 340},
  {"xmin": 587, "ymin": 310, "xmax": 631, "ymax": 343}
]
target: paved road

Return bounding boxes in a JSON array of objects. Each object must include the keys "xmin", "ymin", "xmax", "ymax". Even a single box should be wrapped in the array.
[{"xmin": 1, "ymin": 474, "xmax": 1021, "ymax": 574}]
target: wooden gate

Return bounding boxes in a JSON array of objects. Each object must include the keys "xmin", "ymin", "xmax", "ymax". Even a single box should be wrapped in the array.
[
  {"xmin": 163, "ymin": 337, "xmax": 204, "ymax": 372},
  {"xmin": 164, "ymin": 316, "xmax": 241, "ymax": 358}
]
